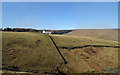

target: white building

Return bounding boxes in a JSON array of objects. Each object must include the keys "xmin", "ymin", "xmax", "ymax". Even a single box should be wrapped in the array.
[{"xmin": 42, "ymin": 29, "xmax": 51, "ymax": 34}]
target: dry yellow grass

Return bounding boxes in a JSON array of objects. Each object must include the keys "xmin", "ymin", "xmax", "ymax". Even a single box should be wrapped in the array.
[
  {"xmin": 2, "ymin": 31, "xmax": 119, "ymax": 74},
  {"xmin": 2, "ymin": 32, "xmax": 64, "ymax": 73}
]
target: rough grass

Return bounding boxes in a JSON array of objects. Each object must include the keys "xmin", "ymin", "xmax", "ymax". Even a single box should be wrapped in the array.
[
  {"xmin": 58, "ymin": 47, "xmax": 118, "ymax": 73},
  {"xmin": 64, "ymin": 29, "xmax": 118, "ymax": 41},
  {"xmin": 2, "ymin": 32, "xmax": 63, "ymax": 72},
  {"xmin": 50, "ymin": 34, "xmax": 118, "ymax": 48},
  {"xmin": 50, "ymin": 34, "xmax": 119, "ymax": 73},
  {"xmin": 2, "ymin": 31, "xmax": 119, "ymax": 74}
]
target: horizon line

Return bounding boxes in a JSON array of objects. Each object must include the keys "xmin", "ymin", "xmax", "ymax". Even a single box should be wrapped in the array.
[{"xmin": 1, "ymin": 27, "xmax": 119, "ymax": 30}]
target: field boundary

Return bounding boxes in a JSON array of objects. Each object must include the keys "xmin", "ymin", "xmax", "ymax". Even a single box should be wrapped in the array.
[
  {"xmin": 2, "ymin": 70, "xmax": 60, "ymax": 74},
  {"xmin": 58, "ymin": 45, "xmax": 120, "ymax": 50},
  {"xmin": 46, "ymin": 34, "xmax": 67, "ymax": 64}
]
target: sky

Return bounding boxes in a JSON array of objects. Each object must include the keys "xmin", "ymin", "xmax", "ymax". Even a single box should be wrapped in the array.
[
  {"xmin": 2, "ymin": 0, "xmax": 120, "ymax": 2},
  {"xmin": 2, "ymin": 2, "xmax": 118, "ymax": 30}
]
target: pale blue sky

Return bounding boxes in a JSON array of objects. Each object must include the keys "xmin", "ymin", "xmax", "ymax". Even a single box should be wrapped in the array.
[
  {"xmin": 2, "ymin": 2, "xmax": 118, "ymax": 30},
  {"xmin": 2, "ymin": 0, "xmax": 120, "ymax": 2}
]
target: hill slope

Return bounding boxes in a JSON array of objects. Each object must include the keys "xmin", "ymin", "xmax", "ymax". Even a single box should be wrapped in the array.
[
  {"xmin": 2, "ymin": 32, "xmax": 64, "ymax": 73},
  {"xmin": 2, "ymin": 32, "xmax": 119, "ymax": 74},
  {"xmin": 64, "ymin": 29, "xmax": 118, "ymax": 41},
  {"xmin": 50, "ymin": 34, "xmax": 119, "ymax": 73},
  {"xmin": 50, "ymin": 34, "xmax": 118, "ymax": 48}
]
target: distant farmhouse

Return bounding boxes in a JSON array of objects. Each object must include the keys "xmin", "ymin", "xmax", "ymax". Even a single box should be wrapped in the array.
[{"xmin": 42, "ymin": 29, "xmax": 51, "ymax": 34}]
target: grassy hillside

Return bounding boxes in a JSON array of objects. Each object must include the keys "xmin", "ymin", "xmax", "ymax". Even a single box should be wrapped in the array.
[
  {"xmin": 64, "ymin": 29, "xmax": 119, "ymax": 41},
  {"xmin": 2, "ymin": 31, "xmax": 119, "ymax": 74},
  {"xmin": 50, "ymin": 34, "xmax": 119, "ymax": 73},
  {"xmin": 59, "ymin": 47, "xmax": 118, "ymax": 73},
  {"xmin": 50, "ymin": 34, "xmax": 118, "ymax": 48},
  {"xmin": 2, "ymin": 32, "xmax": 64, "ymax": 73}
]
